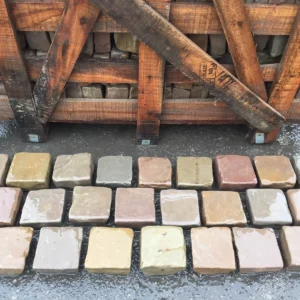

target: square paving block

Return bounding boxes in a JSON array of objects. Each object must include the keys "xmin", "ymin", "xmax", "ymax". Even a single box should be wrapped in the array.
[
  {"xmin": 287, "ymin": 189, "xmax": 300, "ymax": 225},
  {"xmin": 291, "ymin": 156, "xmax": 300, "ymax": 183},
  {"xmin": 233, "ymin": 227, "xmax": 283, "ymax": 274},
  {"xmin": 160, "ymin": 189, "xmax": 200, "ymax": 227},
  {"xmin": 0, "ymin": 188, "xmax": 23, "ymax": 225},
  {"xmin": 85, "ymin": 227, "xmax": 134, "ymax": 274},
  {"xmin": 0, "ymin": 154, "xmax": 9, "ymax": 187},
  {"xmin": 69, "ymin": 186, "xmax": 112, "ymax": 224},
  {"xmin": 33, "ymin": 227, "xmax": 83, "ymax": 274},
  {"xmin": 96, "ymin": 156, "xmax": 132, "ymax": 187},
  {"xmin": 191, "ymin": 227, "xmax": 236, "ymax": 274},
  {"xmin": 140, "ymin": 226, "xmax": 186, "ymax": 276},
  {"xmin": 246, "ymin": 189, "xmax": 292, "ymax": 226},
  {"xmin": 0, "ymin": 227, "xmax": 33, "ymax": 275},
  {"xmin": 6, "ymin": 152, "xmax": 51, "ymax": 190},
  {"xmin": 254, "ymin": 156, "xmax": 296, "ymax": 188},
  {"xmin": 202, "ymin": 191, "xmax": 247, "ymax": 226},
  {"xmin": 176, "ymin": 157, "xmax": 213, "ymax": 189},
  {"xmin": 214, "ymin": 155, "xmax": 257, "ymax": 191},
  {"xmin": 115, "ymin": 188, "xmax": 156, "ymax": 228},
  {"xmin": 20, "ymin": 189, "xmax": 66, "ymax": 228},
  {"xmin": 138, "ymin": 157, "xmax": 172, "ymax": 189},
  {"xmin": 280, "ymin": 226, "xmax": 300, "ymax": 271},
  {"xmin": 52, "ymin": 153, "xmax": 94, "ymax": 189}
]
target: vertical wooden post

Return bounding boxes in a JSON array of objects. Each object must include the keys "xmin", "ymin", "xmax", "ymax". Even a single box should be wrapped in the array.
[
  {"xmin": 0, "ymin": 0, "xmax": 48, "ymax": 142},
  {"xmin": 137, "ymin": 0, "xmax": 171, "ymax": 145}
]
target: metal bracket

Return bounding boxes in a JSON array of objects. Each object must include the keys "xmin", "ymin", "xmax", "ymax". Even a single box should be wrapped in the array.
[{"xmin": 254, "ymin": 132, "xmax": 265, "ymax": 144}]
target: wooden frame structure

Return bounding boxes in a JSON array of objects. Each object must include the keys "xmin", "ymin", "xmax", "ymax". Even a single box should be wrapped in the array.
[{"xmin": 0, "ymin": 0, "xmax": 299, "ymax": 144}]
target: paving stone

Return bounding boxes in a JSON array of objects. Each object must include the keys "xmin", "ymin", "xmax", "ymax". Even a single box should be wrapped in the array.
[
  {"xmin": 94, "ymin": 32, "xmax": 111, "ymax": 53},
  {"xmin": 52, "ymin": 153, "xmax": 94, "ymax": 189},
  {"xmin": 0, "ymin": 227, "xmax": 33, "ymax": 275},
  {"xmin": 33, "ymin": 227, "xmax": 83, "ymax": 274},
  {"xmin": 115, "ymin": 188, "xmax": 156, "ymax": 228},
  {"xmin": 111, "ymin": 46, "xmax": 129, "ymax": 60},
  {"xmin": 160, "ymin": 190, "xmax": 200, "ymax": 227},
  {"xmin": 233, "ymin": 227, "xmax": 283, "ymax": 274},
  {"xmin": 114, "ymin": 33, "xmax": 139, "ymax": 54},
  {"xmin": 164, "ymin": 86, "xmax": 173, "ymax": 99},
  {"xmin": 286, "ymin": 189, "xmax": 300, "ymax": 225},
  {"xmin": 0, "ymin": 82, "xmax": 6, "ymax": 95},
  {"xmin": 69, "ymin": 186, "xmax": 112, "ymax": 224},
  {"xmin": 280, "ymin": 226, "xmax": 300, "ymax": 271},
  {"xmin": 140, "ymin": 226, "xmax": 186, "ymax": 276},
  {"xmin": 96, "ymin": 156, "xmax": 132, "ymax": 187},
  {"xmin": 82, "ymin": 33, "xmax": 94, "ymax": 56},
  {"xmin": 176, "ymin": 157, "xmax": 213, "ymax": 189},
  {"xmin": 25, "ymin": 32, "xmax": 51, "ymax": 52},
  {"xmin": 246, "ymin": 189, "xmax": 292, "ymax": 226},
  {"xmin": 253, "ymin": 35, "xmax": 270, "ymax": 52},
  {"xmin": 82, "ymin": 84, "xmax": 103, "ymax": 99},
  {"xmin": 106, "ymin": 84, "xmax": 129, "ymax": 99},
  {"xmin": 172, "ymin": 88, "xmax": 191, "ymax": 99},
  {"xmin": 209, "ymin": 34, "xmax": 226, "ymax": 57},
  {"xmin": 138, "ymin": 157, "xmax": 172, "ymax": 189},
  {"xmin": 93, "ymin": 52, "xmax": 111, "ymax": 60},
  {"xmin": 254, "ymin": 156, "xmax": 296, "ymax": 188},
  {"xmin": 268, "ymin": 36, "xmax": 289, "ymax": 57},
  {"xmin": 0, "ymin": 188, "xmax": 23, "ymax": 226},
  {"xmin": 17, "ymin": 32, "xmax": 27, "ymax": 49},
  {"xmin": 189, "ymin": 34, "xmax": 208, "ymax": 52},
  {"xmin": 202, "ymin": 191, "xmax": 247, "ymax": 226},
  {"xmin": 66, "ymin": 83, "xmax": 83, "ymax": 98},
  {"xmin": 129, "ymin": 84, "xmax": 138, "ymax": 99},
  {"xmin": 215, "ymin": 155, "xmax": 257, "ymax": 191},
  {"xmin": 191, "ymin": 227, "xmax": 236, "ymax": 274},
  {"xmin": 20, "ymin": 189, "xmax": 66, "ymax": 228},
  {"xmin": 6, "ymin": 152, "xmax": 51, "ymax": 190},
  {"xmin": 85, "ymin": 227, "xmax": 134, "ymax": 274},
  {"xmin": 291, "ymin": 156, "xmax": 300, "ymax": 183},
  {"xmin": 190, "ymin": 85, "xmax": 209, "ymax": 98},
  {"xmin": 174, "ymin": 83, "xmax": 193, "ymax": 90},
  {"xmin": 0, "ymin": 154, "xmax": 9, "ymax": 187}
]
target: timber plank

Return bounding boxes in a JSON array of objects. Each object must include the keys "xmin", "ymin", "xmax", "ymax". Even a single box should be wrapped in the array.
[
  {"xmin": 89, "ymin": 0, "xmax": 284, "ymax": 132},
  {"xmin": 33, "ymin": 0, "xmax": 100, "ymax": 123}
]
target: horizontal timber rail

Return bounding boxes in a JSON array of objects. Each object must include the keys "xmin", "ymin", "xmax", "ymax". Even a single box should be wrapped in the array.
[{"xmin": 8, "ymin": 2, "xmax": 299, "ymax": 35}]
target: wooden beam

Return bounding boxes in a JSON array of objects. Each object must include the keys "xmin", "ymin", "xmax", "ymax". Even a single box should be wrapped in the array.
[
  {"xmin": 268, "ymin": 10, "xmax": 300, "ymax": 114},
  {"xmin": 0, "ymin": 0, "xmax": 48, "ymax": 142},
  {"xmin": 137, "ymin": 0, "xmax": 170, "ymax": 144},
  {"xmin": 89, "ymin": 0, "xmax": 284, "ymax": 132},
  {"xmin": 33, "ymin": 0, "xmax": 100, "ymax": 123},
  {"xmin": 9, "ymin": 2, "xmax": 299, "ymax": 35}
]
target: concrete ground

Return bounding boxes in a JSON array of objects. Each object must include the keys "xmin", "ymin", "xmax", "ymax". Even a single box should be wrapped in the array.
[{"xmin": 0, "ymin": 120, "xmax": 300, "ymax": 300}]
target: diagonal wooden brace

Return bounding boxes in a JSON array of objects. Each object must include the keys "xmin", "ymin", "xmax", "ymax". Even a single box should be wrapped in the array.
[{"xmin": 92, "ymin": 0, "xmax": 284, "ymax": 132}]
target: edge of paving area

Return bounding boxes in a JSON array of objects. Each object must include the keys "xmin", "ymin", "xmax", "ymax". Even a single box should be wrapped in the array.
[{"xmin": 1, "ymin": 121, "xmax": 300, "ymax": 300}]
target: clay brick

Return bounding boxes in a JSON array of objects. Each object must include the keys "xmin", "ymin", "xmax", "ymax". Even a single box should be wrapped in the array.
[
  {"xmin": 254, "ymin": 156, "xmax": 296, "ymax": 188},
  {"xmin": 0, "ymin": 188, "xmax": 22, "ymax": 226},
  {"xmin": 140, "ymin": 226, "xmax": 186, "ymax": 276},
  {"xmin": 20, "ymin": 189, "xmax": 66, "ymax": 228},
  {"xmin": 160, "ymin": 189, "xmax": 200, "ymax": 227},
  {"xmin": 138, "ymin": 157, "xmax": 172, "ymax": 189},
  {"xmin": 114, "ymin": 33, "xmax": 139, "ymax": 54},
  {"xmin": 0, "ymin": 227, "xmax": 33, "ymax": 275},
  {"xmin": 287, "ymin": 190, "xmax": 300, "ymax": 225},
  {"xmin": 33, "ymin": 227, "xmax": 83, "ymax": 274},
  {"xmin": 94, "ymin": 33, "xmax": 111, "ymax": 53},
  {"xmin": 176, "ymin": 157, "xmax": 213, "ymax": 189},
  {"xmin": 215, "ymin": 155, "xmax": 257, "ymax": 191},
  {"xmin": 191, "ymin": 227, "xmax": 236, "ymax": 274},
  {"xmin": 52, "ymin": 153, "xmax": 94, "ymax": 189},
  {"xmin": 280, "ymin": 226, "xmax": 300, "ymax": 271},
  {"xmin": 106, "ymin": 84, "xmax": 129, "ymax": 99},
  {"xmin": 0, "ymin": 154, "xmax": 9, "ymax": 187},
  {"xmin": 25, "ymin": 32, "xmax": 51, "ymax": 52},
  {"xmin": 202, "ymin": 191, "xmax": 247, "ymax": 226},
  {"xmin": 246, "ymin": 189, "xmax": 292, "ymax": 226},
  {"xmin": 85, "ymin": 227, "xmax": 134, "ymax": 274},
  {"xmin": 115, "ymin": 188, "xmax": 156, "ymax": 228},
  {"xmin": 6, "ymin": 152, "xmax": 51, "ymax": 190},
  {"xmin": 233, "ymin": 227, "xmax": 283, "ymax": 273}
]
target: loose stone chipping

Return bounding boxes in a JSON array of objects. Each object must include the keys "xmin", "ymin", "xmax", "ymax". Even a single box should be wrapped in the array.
[
  {"xmin": 96, "ymin": 156, "xmax": 132, "ymax": 187},
  {"xmin": 140, "ymin": 226, "xmax": 186, "ymax": 276},
  {"xmin": 191, "ymin": 227, "xmax": 236, "ymax": 275},
  {"xmin": 246, "ymin": 189, "xmax": 292, "ymax": 226},
  {"xmin": 0, "ymin": 188, "xmax": 23, "ymax": 226},
  {"xmin": 233, "ymin": 227, "xmax": 283, "ymax": 274},
  {"xmin": 176, "ymin": 157, "xmax": 213, "ymax": 189},
  {"xmin": 0, "ymin": 227, "xmax": 33, "ymax": 275},
  {"xmin": 287, "ymin": 190, "xmax": 300, "ymax": 225},
  {"xmin": 254, "ymin": 156, "xmax": 296, "ymax": 188},
  {"xmin": 138, "ymin": 157, "xmax": 172, "ymax": 189},
  {"xmin": 20, "ymin": 189, "xmax": 66, "ymax": 228},
  {"xmin": 52, "ymin": 153, "xmax": 94, "ymax": 189},
  {"xmin": 69, "ymin": 186, "xmax": 112, "ymax": 224},
  {"xmin": 201, "ymin": 191, "xmax": 247, "ymax": 226},
  {"xmin": 280, "ymin": 226, "xmax": 300, "ymax": 271},
  {"xmin": 160, "ymin": 190, "xmax": 200, "ymax": 227},
  {"xmin": 85, "ymin": 227, "xmax": 134, "ymax": 275},
  {"xmin": 0, "ymin": 154, "xmax": 9, "ymax": 187},
  {"xmin": 115, "ymin": 188, "xmax": 156, "ymax": 229},
  {"xmin": 33, "ymin": 227, "xmax": 83, "ymax": 274},
  {"xmin": 6, "ymin": 152, "xmax": 51, "ymax": 190}
]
